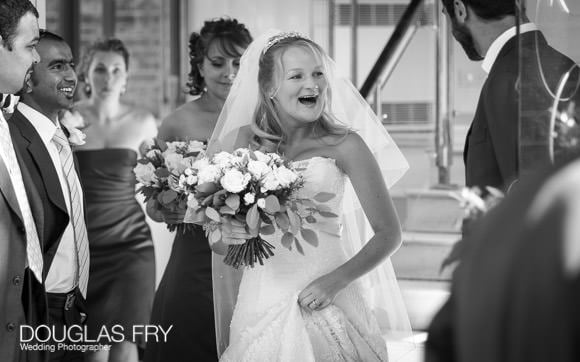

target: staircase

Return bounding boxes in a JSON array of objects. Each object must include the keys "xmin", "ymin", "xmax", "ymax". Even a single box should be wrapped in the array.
[{"xmin": 391, "ymin": 189, "xmax": 463, "ymax": 330}]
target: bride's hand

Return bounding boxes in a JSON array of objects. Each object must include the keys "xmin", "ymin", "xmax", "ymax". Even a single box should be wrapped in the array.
[
  {"xmin": 298, "ymin": 273, "xmax": 348, "ymax": 311},
  {"xmin": 221, "ymin": 218, "xmax": 255, "ymax": 244}
]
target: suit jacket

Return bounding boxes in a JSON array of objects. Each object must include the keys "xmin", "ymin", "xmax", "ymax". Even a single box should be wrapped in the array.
[
  {"xmin": 426, "ymin": 158, "xmax": 580, "ymax": 362},
  {"xmin": 8, "ymin": 110, "xmax": 70, "ymax": 277},
  {"xmin": 0, "ymin": 120, "xmax": 48, "ymax": 362},
  {"xmin": 464, "ymin": 30, "xmax": 578, "ymax": 191}
]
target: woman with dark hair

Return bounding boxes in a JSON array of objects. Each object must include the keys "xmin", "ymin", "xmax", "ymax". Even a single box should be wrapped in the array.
[
  {"xmin": 144, "ymin": 18, "xmax": 252, "ymax": 362},
  {"xmin": 73, "ymin": 38, "xmax": 157, "ymax": 362}
]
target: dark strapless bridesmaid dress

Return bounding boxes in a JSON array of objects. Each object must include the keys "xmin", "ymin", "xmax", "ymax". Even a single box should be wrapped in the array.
[
  {"xmin": 76, "ymin": 148, "xmax": 155, "ymax": 348},
  {"xmin": 144, "ymin": 224, "xmax": 217, "ymax": 362}
]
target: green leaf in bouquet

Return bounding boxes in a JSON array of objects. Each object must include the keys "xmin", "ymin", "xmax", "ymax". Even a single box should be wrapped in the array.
[
  {"xmin": 294, "ymin": 238, "xmax": 305, "ymax": 255},
  {"xmin": 209, "ymin": 228, "xmax": 222, "ymax": 244},
  {"xmin": 319, "ymin": 211, "xmax": 339, "ymax": 218},
  {"xmin": 260, "ymin": 224, "xmax": 276, "ymax": 235},
  {"xmin": 301, "ymin": 228, "xmax": 318, "ymax": 247},
  {"xmin": 158, "ymin": 190, "xmax": 178, "ymax": 205},
  {"xmin": 313, "ymin": 192, "xmax": 335, "ymax": 203},
  {"xmin": 259, "ymin": 211, "xmax": 273, "ymax": 224},
  {"xmin": 213, "ymin": 189, "xmax": 228, "ymax": 207},
  {"xmin": 287, "ymin": 209, "xmax": 301, "ymax": 235},
  {"xmin": 137, "ymin": 158, "xmax": 151, "ymax": 165},
  {"xmin": 206, "ymin": 207, "xmax": 221, "ymax": 222},
  {"xmin": 202, "ymin": 194, "xmax": 214, "ymax": 206},
  {"xmin": 315, "ymin": 204, "xmax": 332, "ymax": 213},
  {"xmin": 249, "ymin": 149, "xmax": 257, "ymax": 160},
  {"xmin": 299, "ymin": 199, "xmax": 317, "ymax": 209},
  {"xmin": 220, "ymin": 205, "xmax": 236, "ymax": 215},
  {"xmin": 225, "ymin": 194, "xmax": 240, "ymax": 211},
  {"xmin": 246, "ymin": 204, "xmax": 260, "ymax": 230},
  {"xmin": 275, "ymin": 212, "xmax": 290, "ymax": 232},
  {"xmin": 192, "ymin": 209, "xmax": 207, "ymax": 224},
  {"xmin": 145, "ymin": 199, "xmax": 164, "ymax": 222},
  {"xmin": 305, "ymin": 215, "xmax": 317, "ymax": 223},
  {"xmin": 264, "ymin": 195, "xmax": 281, "ymax": 213},
  {"xmin": 155, "ymin": 167, "xmax": 171, "ymax": 178},
  {"xmin": 155, "ymin": 138, "xmax": 168, "ymax": 152},
  {"xmin": 281, "ymin": 232, "xmax": 294, "ymax": 250},
  {"xmin": 197, "ymin": 182, "xmax": 219, "ymax": 197}
]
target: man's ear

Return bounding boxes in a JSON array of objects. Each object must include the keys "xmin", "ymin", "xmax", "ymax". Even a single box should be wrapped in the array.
[{"xmin": 453, "ymin": 0, "xmax": 468, "ymax": 23}]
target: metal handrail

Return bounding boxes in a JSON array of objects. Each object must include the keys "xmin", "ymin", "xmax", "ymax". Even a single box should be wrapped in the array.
[{"xmin": 359, "ymin": 0, "xmax": 426, "ymax": 100}]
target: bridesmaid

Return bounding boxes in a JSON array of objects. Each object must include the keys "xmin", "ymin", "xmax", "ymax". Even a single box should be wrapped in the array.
[
  {"xmin": 144, "ymin": 18, "xmax": 252, "ymax": 362},
  {"xmin": 74, "ymin": 38, "xmax": 158, "ymax": 362}
]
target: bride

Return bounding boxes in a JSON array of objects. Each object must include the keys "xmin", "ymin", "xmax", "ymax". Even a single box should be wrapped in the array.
[{"xmin": 209, "ymin": 30, "xmax": 412, "ymax": 361}]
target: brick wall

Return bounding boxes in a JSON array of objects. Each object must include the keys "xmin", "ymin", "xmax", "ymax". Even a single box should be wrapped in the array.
[{"xmin": 45, "ymin": 0, "xmax": 164, "ymax": 118}]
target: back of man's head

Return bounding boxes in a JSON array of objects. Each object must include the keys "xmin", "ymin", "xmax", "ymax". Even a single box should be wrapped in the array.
[
  {"xmin": 0, "ymin": 0, "xmax": 38, "ymax": 50},
  {"xmin": 441, "ymin": 0, "xmax": 517, "ymax": 21}
]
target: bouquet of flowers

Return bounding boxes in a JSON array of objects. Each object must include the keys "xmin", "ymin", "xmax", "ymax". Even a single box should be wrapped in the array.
[
  {"xmin": 441, "ymin": 186, "xmax": 505, "ymax": 270},
  {"xmin": 184, "ymin": 148, "xmax": 337, "ymax": 268},
  {"xmin": 133, "ymin": 139, "xmax": 207, "ymax": 232}
]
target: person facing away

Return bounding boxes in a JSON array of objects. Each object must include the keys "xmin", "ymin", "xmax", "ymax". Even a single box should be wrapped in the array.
[
  {"xmin": 210, "ymin": 31, "xmax": 412, "ymax": 361},
  {"xmin": 144, "ymin": 18, "xmax": 252, "ymax": 362},
  {"xmin": 442, "ymin": 0, "xmax": 578, "ymax": 191},
  {"xmin": 426, "ymin": 149, "xmax": 580, "ymax": 362},
  {"xmin": 72, "ymin": 37, "xmax": 157, "ymax": 362},
  {"xmin": 0, "ymin": 1, "xmax": 42, "ymax": 362},
  {"xmin": 8, "ymin": 30, "xmax": 89, "ymax": 362}
]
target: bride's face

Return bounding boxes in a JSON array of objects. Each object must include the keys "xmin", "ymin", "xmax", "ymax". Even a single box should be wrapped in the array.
[{"xmin": 271, "ymin": 46, "xmax": 327, "ymax": 127}]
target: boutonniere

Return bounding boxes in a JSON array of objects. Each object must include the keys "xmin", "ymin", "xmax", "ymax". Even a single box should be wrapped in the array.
[{"xmin": 60, "ymin": 110, "xmax": 87, "ymax": 146}]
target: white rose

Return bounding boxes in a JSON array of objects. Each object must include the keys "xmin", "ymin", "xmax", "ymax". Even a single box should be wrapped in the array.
[
  {"xmin": 243, "ymin": 193, "xmax": 255, "ymax": 205},
  {"xmin": 261, "ymin": 172, "xmax": 280, "ymax": 191},
  {"xmin": 247, "ymin": 160, "xmax": 271, "ymax": 180},
  {"xmin": 275, "ymin": 166, "xmax": 298, "ymax": 187},
  {"xmin": 192, "ymin": 158, "xmax": 210, "ymax": 171},
  {"xmin": 186, "ymin": 174, "xmax": 198, "ymax": 185},
  {"xmin": 220, "ymin": 169, "xmax": 251, "ymax": 193},
  {"xmin": 187, "ymin": 140, "xmax": 206, "ymax": 153},
  {"xmin": 146, "ymin": 149, "xmax": 161, "ymax": 160},
  {"xmin": 165, "ymin": 141, "xmax": 186, "ymax": 153},
  {"xmin": 134, "ymin": 162, "xmax": 157, "ymax": 185},
  {"xmin": 164, "ymin": 153, "xmax": 186, "ymax": 174},
  {"xmin": 257, "ymin": 198, "xmax": 266, "ymax": 209},
  {"xmin": 253, "ymin": 150, "xmax": 271, "ymax": 164},
  {"xmin": 213, "ymin": 152, "xmax": 234, "ymax": 168},
  {"xmin": 67, "ymin": 127, "xmax": 86, "ymax": 146},
  {"xmin": 197, "ymin": 164, "xmax": 221, "ymax": 185},
  {"xmin": 233, "ymin": 148, "xmax": 250, "ymax": 158}
]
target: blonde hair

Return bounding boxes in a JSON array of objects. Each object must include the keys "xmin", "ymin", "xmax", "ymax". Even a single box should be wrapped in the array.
[{"xmin": 251, "ymin": 36, "xmax": 350, "ymax": 152}]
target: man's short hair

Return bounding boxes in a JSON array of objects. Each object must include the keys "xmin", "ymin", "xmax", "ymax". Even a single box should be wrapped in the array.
[
  {"xmin": 39, "ymin": 29, "xmax": 66, "ymax": 44},
  {"xmin": 441, "ymin": 0, "xmax": 516, "ymax": 21},
  {"xmin": 0, "ymin": 0, "xmax": 39, "ymax": 49}
]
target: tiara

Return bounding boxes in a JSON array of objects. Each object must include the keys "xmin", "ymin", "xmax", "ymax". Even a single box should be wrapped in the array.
[{"xmin": 263, "ymin": 31, "xmax": 309, "ymax": 54}]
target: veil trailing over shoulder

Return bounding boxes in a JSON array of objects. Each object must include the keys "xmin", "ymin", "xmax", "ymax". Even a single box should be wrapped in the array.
[{"xmin": 209, "ymin": 29, "xmax": 415, "ymax": 359}]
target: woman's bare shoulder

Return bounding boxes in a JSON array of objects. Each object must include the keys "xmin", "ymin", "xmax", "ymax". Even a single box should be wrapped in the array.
[{"xmin": 162, "ymin": 100, "xmax": 202, "ymax": 125}]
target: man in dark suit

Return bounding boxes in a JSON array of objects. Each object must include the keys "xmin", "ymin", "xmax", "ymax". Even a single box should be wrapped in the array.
[
  {"xmin": 9, "ymin": 31, "xmax": 89, "ymax": 362},
  {"xmin": 426, "ymin": 150, "xmax": 580, "ymax": 362},
  {"xmin": 0, "ymin": 1, "xmax": 45, "ymax": 362},
  {"xmin": 442, "ymin": 0, "xmax": 577, "ymax": 191}
]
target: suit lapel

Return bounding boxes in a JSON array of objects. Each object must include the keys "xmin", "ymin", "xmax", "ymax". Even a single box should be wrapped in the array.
[
  {"xmin": 10, "ymin": 110, "xmax": 68, "ymax": 215},
  {"xmin": 14, "ymin": 145, "xmax": 45, "ymax": 248},
  {"xmin": 0, "ymin": 155, "xmax": 23, "ymax": 222}
]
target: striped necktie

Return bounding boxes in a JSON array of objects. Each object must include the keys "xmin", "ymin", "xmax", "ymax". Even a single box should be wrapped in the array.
[
  {"xmin": 0, "ymin": 115, "xmax": 44, "ymax": 282},
  {"xmin": 52, "ymin": 127, "xmax": 89, "ymax": 296}
]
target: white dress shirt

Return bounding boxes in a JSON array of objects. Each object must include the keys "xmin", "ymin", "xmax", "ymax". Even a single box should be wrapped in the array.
[
  {"xmin": 481, "ymin": 22, "xmax": 539, "ymax": 74},
  {"xmin": 18, "ymin": 102, "xmax": 84, "ymax": 293}
]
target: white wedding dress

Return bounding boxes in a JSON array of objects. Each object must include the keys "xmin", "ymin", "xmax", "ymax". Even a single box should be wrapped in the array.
[{"xmin": 220, "ymin": 156, "xmax": 390, "ymax": 361}]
